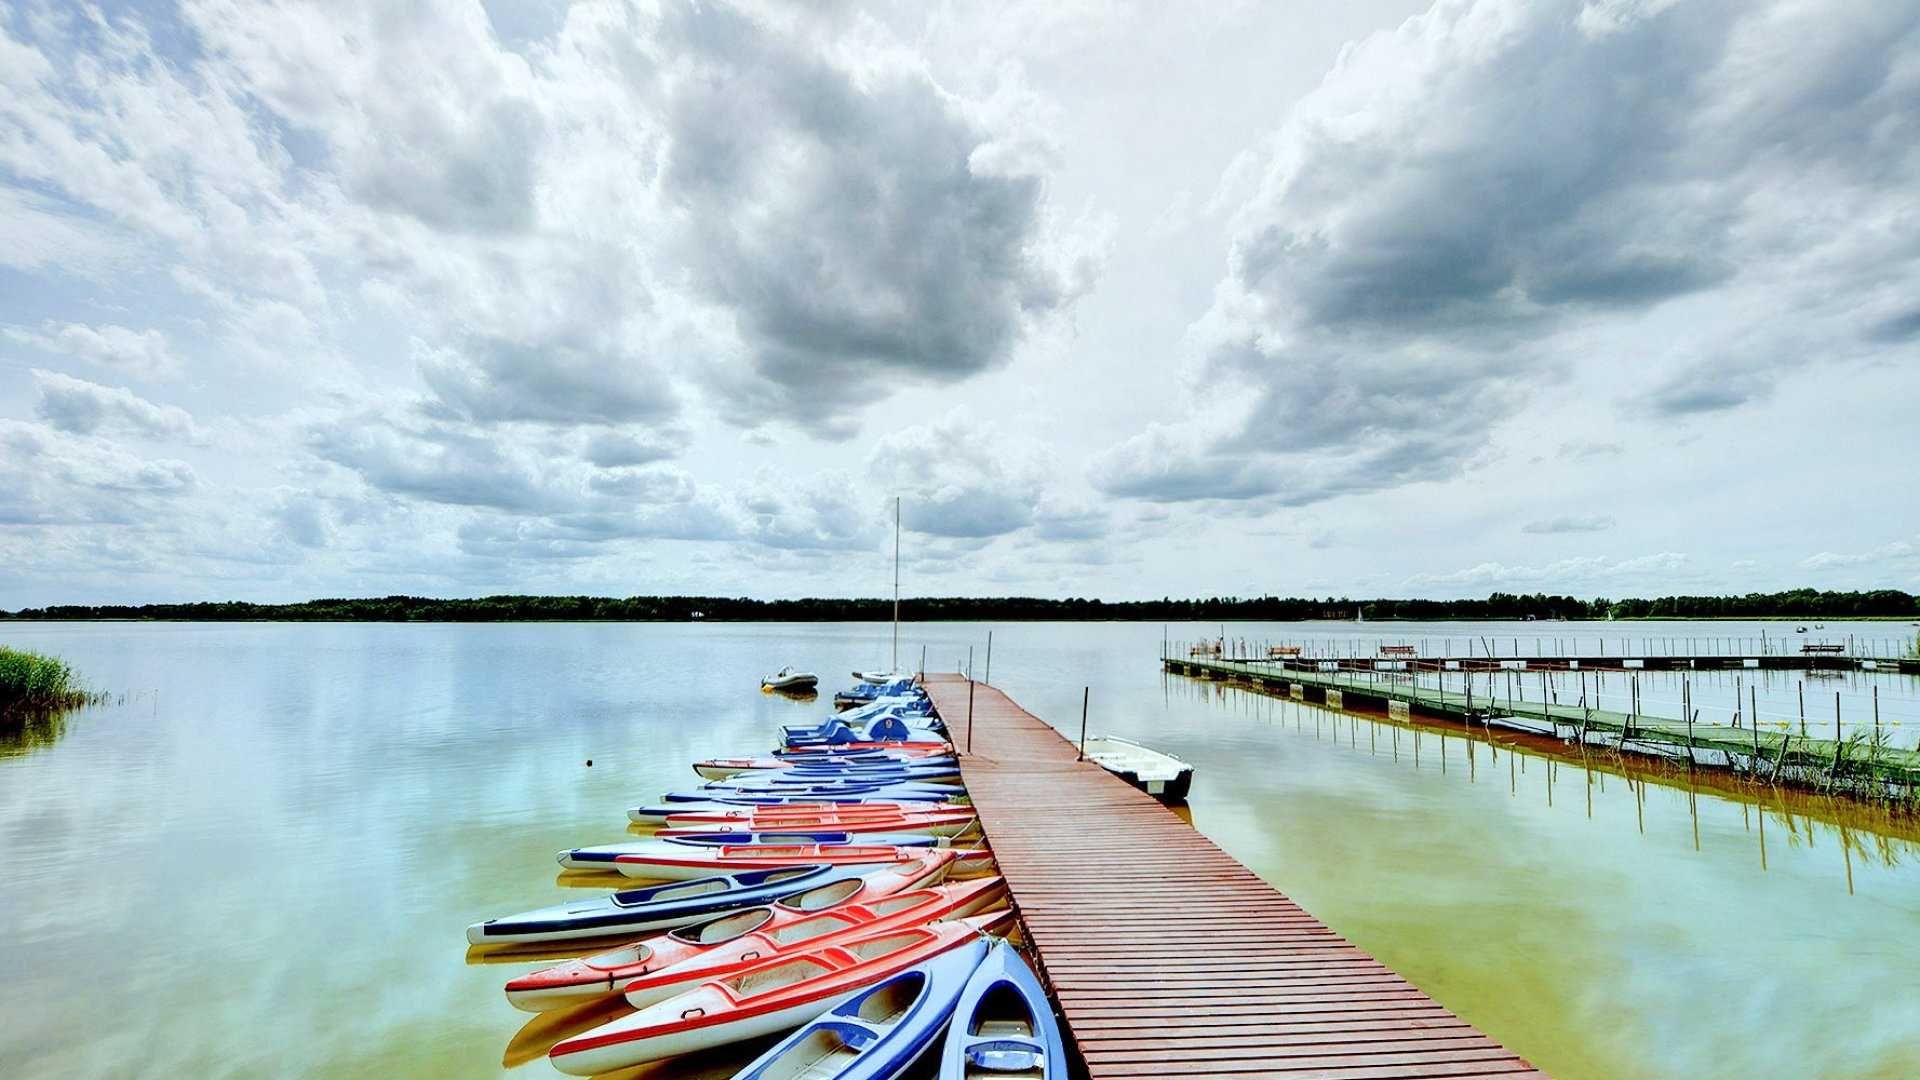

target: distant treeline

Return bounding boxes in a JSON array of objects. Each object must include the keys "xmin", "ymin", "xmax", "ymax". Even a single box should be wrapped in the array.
[{"xmin": 4, "ymin": 589, "xmax": 1917, "ymax": 623}]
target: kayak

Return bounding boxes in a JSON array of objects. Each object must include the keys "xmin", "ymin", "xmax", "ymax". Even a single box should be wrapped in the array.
[
  {"xmin": 559, "ymin": 834, "xmax": 944, "ymax": 871},
  {"xmin": 695, "ymin": 754, "xmax": 958, "ymax": 781},
  {"xmin": 500, "ymin": 862, "xmax": 974, "ymax": 1011},
  {"xmin": 548, "ymin": 915, "xmax": 1003, "ymax": 1075},
  {"xmin": 467, "ymin": 851, "xmax": 956, "ymax": 945},
  {"xmin": 650, "ymin": 801, "xmax": 950, "ymax": 825},
  {"xmin": 628, "ymin": 794, "xmax": 960, "ymax": 824},
  {"xmin": 605, "ymin": 843, "xmax": 940, "ymax": 881},
  {"xmin": 620, "ymin": 877, "xmax": 1008, "ymax": 1006},
  {"xmin": 775, "ymin": 734, "xmax": 948, "ymax": 753},
  {"xmin": 734, "ymin": 934, "xmax": 991, "ymax": 1080},
  {"xmin": 656, "ymin": 808, "xmax": 978, "ymax": 838},
  {"xmin": 660, "ymin": 783, "xmax": 963, "ymax": 803},
  {"xmin": 938, "ymin": 939, "xmax": 1067, "ymax": 1080}
]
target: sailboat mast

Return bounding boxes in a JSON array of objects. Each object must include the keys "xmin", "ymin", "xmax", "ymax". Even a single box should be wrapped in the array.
[{"xmin": 891, "ymin": 497, "xmax": 900, "ymax": 671}]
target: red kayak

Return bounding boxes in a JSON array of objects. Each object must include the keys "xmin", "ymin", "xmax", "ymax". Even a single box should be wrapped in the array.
[
  {"xmin": 502, "ymin": 854, "xmax": 963, "ymax": 1011},
  {"xmin": 656, "ymin": 807, "xmax": 978, "ymax": 838},
  {"xmin": 548, "ymin": 914, "xmax": 1010, "ymax": 1075},
  {"xmin": 621, "ymin": 875, "xmax": 1007, "ymax": 1006}
]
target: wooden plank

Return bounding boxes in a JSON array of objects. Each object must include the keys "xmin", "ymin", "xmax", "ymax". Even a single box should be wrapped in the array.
[{"xmin": 923, "ymin": 674, "xmax": 1542, "ymax": 1080}]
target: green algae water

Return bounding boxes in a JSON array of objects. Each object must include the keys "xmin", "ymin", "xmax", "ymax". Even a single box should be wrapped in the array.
[{"xmin": 2, "ymin": 620, "xmax": 1918, "ymax": 1078}]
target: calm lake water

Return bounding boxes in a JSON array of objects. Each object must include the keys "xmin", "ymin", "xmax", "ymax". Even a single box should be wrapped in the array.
[{"xmin": 3, "ymin": 620, "xmax": 1919, "ymax": 1079}]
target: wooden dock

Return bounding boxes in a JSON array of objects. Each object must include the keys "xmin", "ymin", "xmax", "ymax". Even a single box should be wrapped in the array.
[
  {"xmin": 1164, "ymin": 657, "xmax": 1920, "ymax": 798},
  {"xmin": 923, "ymin": 674, "xmax": 1542, "ymax": 1079}
]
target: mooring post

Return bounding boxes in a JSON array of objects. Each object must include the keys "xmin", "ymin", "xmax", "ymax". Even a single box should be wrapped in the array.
[
  {"xmin": 1684, "ymin": 678, "xmax": 1694, "ymax": 767},
  {"xmin": 1076, "ymin": 686, "xmax": 1090, "ymax": 761},
  {"xmin": 1751, "ymin": 684, "xmax": 1761, "ymax": 778},
  {"xmin": 984, "ymin": 630, "xmax": 992, "ymax": 686}
]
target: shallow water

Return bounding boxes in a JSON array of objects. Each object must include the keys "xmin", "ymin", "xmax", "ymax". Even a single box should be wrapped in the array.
[{"xmin": 2, "ymin": 620, "xmax": 1918, "ymax": 1078}]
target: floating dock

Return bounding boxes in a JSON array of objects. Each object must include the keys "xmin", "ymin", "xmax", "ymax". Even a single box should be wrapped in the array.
[{"xmin": 924, "ymin": 673, "xmax": 1542, "ymax": 1079}]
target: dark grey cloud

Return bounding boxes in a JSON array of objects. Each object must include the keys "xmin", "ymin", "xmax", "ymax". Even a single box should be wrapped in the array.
[
  {"xmin": 1096, "ymin": 0, "xmax": 1920, "ymax": 503},
  {"xmin": 1522, "ymin": 514, "xmax": 1616, "ymax": 535},
  {"xmin": 655, "ymin": 3, "xmax": 1077, "ymax": 421}
]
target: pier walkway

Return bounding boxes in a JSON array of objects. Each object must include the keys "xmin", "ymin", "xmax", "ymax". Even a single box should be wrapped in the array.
[
  {"xmin": 1164, "ymin": 657, "xmax": 1920, "ymax": 795},
  {"xmin": 923, "ymin": 674, "xmax": 1541, "ymax": 1079}
]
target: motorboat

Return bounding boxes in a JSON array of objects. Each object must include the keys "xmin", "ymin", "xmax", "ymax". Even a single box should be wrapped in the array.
[{"xmin": 763, "ymin": 667, "xmax": 821, "ymax": 691}]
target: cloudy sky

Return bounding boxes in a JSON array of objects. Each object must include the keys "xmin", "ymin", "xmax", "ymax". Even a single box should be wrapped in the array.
[{"xmin": 2, "ymin": 0, "xmax": 1917, "ymax": 607}]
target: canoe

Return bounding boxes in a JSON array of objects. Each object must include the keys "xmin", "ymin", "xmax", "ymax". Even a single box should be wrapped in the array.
[
  {"xmin": 621, "ymin": 876, "xmax": 1007, "ymax": 1007},
  {"xmin": 938, "ymin": 939, "xmax": 1067, "ymax": 1080},
  {"xmin": 656, "ymin": 809, "xmax": 976, "ymax": 838},
  {"xmin": 605, "ymin": 843, "xmax": 941, "ymax": 881},
  {"xmin": 560, "ymin": 833, "xmax": 944, "ymax": 870},
  {"xmin": 734, "ymin": 934, "xmax": 992, "ymax": 1080},
  {"xmin": 628, "ymin": 796, "xmax": 958, "ymax": 824},
  {"xmin": 1079, "ymin": 735, "xmax": 1194, "ymax": 802},
  {"xmin": 467, "ymin": 852, "xmax": 956, "ymax": 945},
  {"xmin": 548, "ymin": 915, "xmax": 1003, "ymax": 1075},
  {"xmin": 650, "ymin": 802, "xmax": 951, "ymax": 826},
  {"xmin": 501, "ymin": 862, "xmax": 971, "ymax": 1011}
]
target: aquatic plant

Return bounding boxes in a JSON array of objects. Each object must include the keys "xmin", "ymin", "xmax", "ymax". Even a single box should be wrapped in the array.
[{"xmin": 0, "ymin": 647, "xmax": 92, "ymax": 712}]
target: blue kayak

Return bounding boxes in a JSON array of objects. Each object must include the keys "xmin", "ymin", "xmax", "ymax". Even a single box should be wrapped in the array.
[
  {"xmin": 938, "ymin": 940, "xmax": 1067, "ymax": 1079},
  {"xmin": 734, "ymin": 934, "xmax": 991, "ymax": 1080},
  {"xmin": 467, "ymin": 863, "xmax": 892, "ymax": 945}
]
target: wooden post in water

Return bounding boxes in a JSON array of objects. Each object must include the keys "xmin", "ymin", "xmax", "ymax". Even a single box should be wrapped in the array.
[
  {"xmin": 1751, "ymin": 684, "xmax": 1761, "ymax": 779},
  {"xmin": 1684, "ymin": 678, "xmax": 1694, "ymax": 767},
  {"xmin": 919, "ymin": 644, "xmax": 927, "ymax": 681},
  {"xmin": 1798, "ymin": 681, "xmax": 1806, "ymax": 738},
  {"xmin": 1076, "ymin": 686, "xmax": 1090, "ymax": 761},
  {"xmin": 983, "ymin": 630, "xmax": 992, "ymax": 686},
  {"xmin": 1831, "ymin": 691, "xmax": 1843, "ymax": 787}
]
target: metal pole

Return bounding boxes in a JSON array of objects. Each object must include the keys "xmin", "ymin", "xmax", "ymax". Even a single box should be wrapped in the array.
[
  {"xmin": 1076, "ymin": 686, "xmax": 1090, "ymax": 761},
  {"xmin": 919, "ymin": 644, "xmax": 926, "ymax": 682},
  {"xmin": 965, "ymin": 676, "xmax": 976, "ymax": 755},
  {"xmin": 984, "ymin": 630, "xmax": 993, "ymax": 686},
  {"xmin": 891, "ymin": 497, "xmax": 900, "ymax": 672}
]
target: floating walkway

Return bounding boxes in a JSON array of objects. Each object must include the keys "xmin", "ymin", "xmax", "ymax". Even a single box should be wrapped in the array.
[{"xmin": 923, "ymin": 674, "xmax": 1542, "ymax": 1079}]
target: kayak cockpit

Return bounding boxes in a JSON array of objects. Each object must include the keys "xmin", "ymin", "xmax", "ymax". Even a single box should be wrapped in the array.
[{"xmin": 669, "ymin": 907, "xmax": 774, "ymax": 945}]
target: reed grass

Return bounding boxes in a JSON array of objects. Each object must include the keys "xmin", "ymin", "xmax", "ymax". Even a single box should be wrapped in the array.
[{"xmin": 0, "ymin": 646, "xmax": 93, "ymax": 712}]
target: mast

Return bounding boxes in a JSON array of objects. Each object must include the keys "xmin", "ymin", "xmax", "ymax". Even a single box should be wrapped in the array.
[{"xmin": 891, "ymin": 496, "xmax": 900, "ymax": 672}]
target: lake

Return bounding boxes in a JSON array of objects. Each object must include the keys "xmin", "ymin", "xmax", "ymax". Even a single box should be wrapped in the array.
[{"xmin": 3, "ymin": 620, "xmax": 1918, "ymax": 1078}]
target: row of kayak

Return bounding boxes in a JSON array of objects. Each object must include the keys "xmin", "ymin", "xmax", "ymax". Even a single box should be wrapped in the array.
[{"xmin": 468, "ymin": 674, "xmax": 1066, "ymax": 1078}]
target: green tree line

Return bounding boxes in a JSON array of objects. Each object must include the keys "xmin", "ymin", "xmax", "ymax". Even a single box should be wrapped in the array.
[{"xmin": 4, "ymin": 589, "xmax": 1916, "ymax": 623}]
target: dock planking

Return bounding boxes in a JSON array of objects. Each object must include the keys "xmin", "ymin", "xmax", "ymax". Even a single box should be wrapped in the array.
[{"xmin": 921, "ymin": 674, "xmax": 1543, "ymax": 1079}]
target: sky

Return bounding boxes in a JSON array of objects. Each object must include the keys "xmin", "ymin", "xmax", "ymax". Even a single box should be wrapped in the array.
[{"xmin": 2, "ymin": 0, "xmax": 1918, "ymax": 608}]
